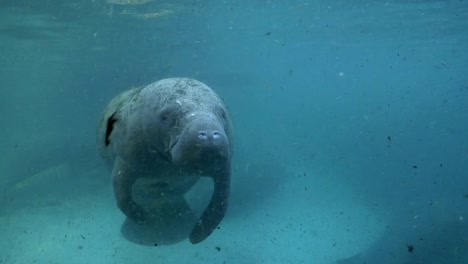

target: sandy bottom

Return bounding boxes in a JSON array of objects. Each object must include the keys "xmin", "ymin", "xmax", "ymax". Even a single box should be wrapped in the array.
[{"xmin": 0, "ymin": 164, "xmax": 386, "ymax": 264}]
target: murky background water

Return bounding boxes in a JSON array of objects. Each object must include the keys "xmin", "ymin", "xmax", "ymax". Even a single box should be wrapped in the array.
[{"xmin": 1, "ymin": 1, "xmax": 467, "ymax": 263}]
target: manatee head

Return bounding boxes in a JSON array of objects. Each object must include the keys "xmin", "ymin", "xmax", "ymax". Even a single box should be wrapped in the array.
[{"xmin": 158, "ymin": 100, "xmax": 231, "ymax": 171}]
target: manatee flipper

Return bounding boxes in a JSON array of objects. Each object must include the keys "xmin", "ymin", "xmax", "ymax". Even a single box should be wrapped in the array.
[
  {"xmin": 189, "ymin": 168, "xmax": 230, "ymax": 244},
  {"xmin": 112, "ymin": 157, "xmax": 148, "ymax": 224}
]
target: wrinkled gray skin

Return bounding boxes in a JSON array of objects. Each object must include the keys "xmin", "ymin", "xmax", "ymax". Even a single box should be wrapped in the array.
[{"xmin": 97, "ymin": 78, "xmax": 233, "ymax": 244}]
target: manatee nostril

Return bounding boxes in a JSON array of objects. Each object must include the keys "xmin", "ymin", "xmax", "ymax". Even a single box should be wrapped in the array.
[
  {"xmin": 197, "ymin": 131, "xmax": 223, "ymax": 142},
  {"xmin": 213, "ymin": 131, "xmax": 221, "ymax": 140},
  {"xmin": 198, "ymin": 132, "xmax": 208, "ymax": 140}
]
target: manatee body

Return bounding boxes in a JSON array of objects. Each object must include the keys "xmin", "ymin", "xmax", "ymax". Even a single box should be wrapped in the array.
[{"xmin": 97, "ymin": 78, "xmax": 233, "ymax": 244}]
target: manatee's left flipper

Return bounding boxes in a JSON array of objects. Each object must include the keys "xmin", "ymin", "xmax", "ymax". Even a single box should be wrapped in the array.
[
  {"xmin": 112, "ymin": 157, "xmax": 148, "ymax": 224},
  {"xmin": 189, "ymin": 166, "xmax": 231, "ymax": 244}
]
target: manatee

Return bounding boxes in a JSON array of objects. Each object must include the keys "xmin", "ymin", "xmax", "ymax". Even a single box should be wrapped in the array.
[{"xmin": 97, "ymin": 78, "xmax": 233, "ymax": 244}]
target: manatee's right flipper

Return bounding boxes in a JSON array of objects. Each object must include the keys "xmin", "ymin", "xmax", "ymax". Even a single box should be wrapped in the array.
[
  {"xmin": 112, "ymin": 157, "xmax": 148, "ymax": 224},
  {"xmin": 189, "ymin": 165, "xmax": 231, "ymax": 244}
]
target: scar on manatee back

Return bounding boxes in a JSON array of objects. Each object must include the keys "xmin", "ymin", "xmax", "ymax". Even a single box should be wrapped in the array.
[{"xmin": 105, "ymin": 112, "xmax": 118, "ymax": 146}]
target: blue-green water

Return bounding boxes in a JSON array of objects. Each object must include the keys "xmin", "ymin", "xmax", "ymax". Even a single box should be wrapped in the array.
[{"xmin": 1, "ymin": 1, "xmax": 467, "ymax": 263}]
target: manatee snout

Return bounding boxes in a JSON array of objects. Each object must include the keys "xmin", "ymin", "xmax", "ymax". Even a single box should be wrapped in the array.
[
  {"xmin": 171, "ymin": 114, "xmax": 229, "ymax": 167},
  {"xmin": 197, "ymin": 129, "xmax": 223, "ymax": 143},
  {"xmin": 190, "ymin": 122, "xmax": 227, "ymax": 149}
]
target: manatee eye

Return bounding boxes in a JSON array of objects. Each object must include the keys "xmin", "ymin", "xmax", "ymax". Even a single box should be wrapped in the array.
[
  {"xmin": 159, "ymin": 104, "xmax": 179, "ymax": 125},
  {"xmin": 105, "ymin": 112, "xmax": 118, "ymax": 146},
  {"xmin": 220, "ymin": 109, "xmax": 227, "ymax": 120},
  {"xmin": 161, "ymin": 112, "xmax": 170, "ymax": 122},
  {"xmin": 217, "ymin": 108, "xmax": 229, "ymax": 130},
  {"xmin": 217, "ymin": 107, "xmax": 228, "ymax": 122}
]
